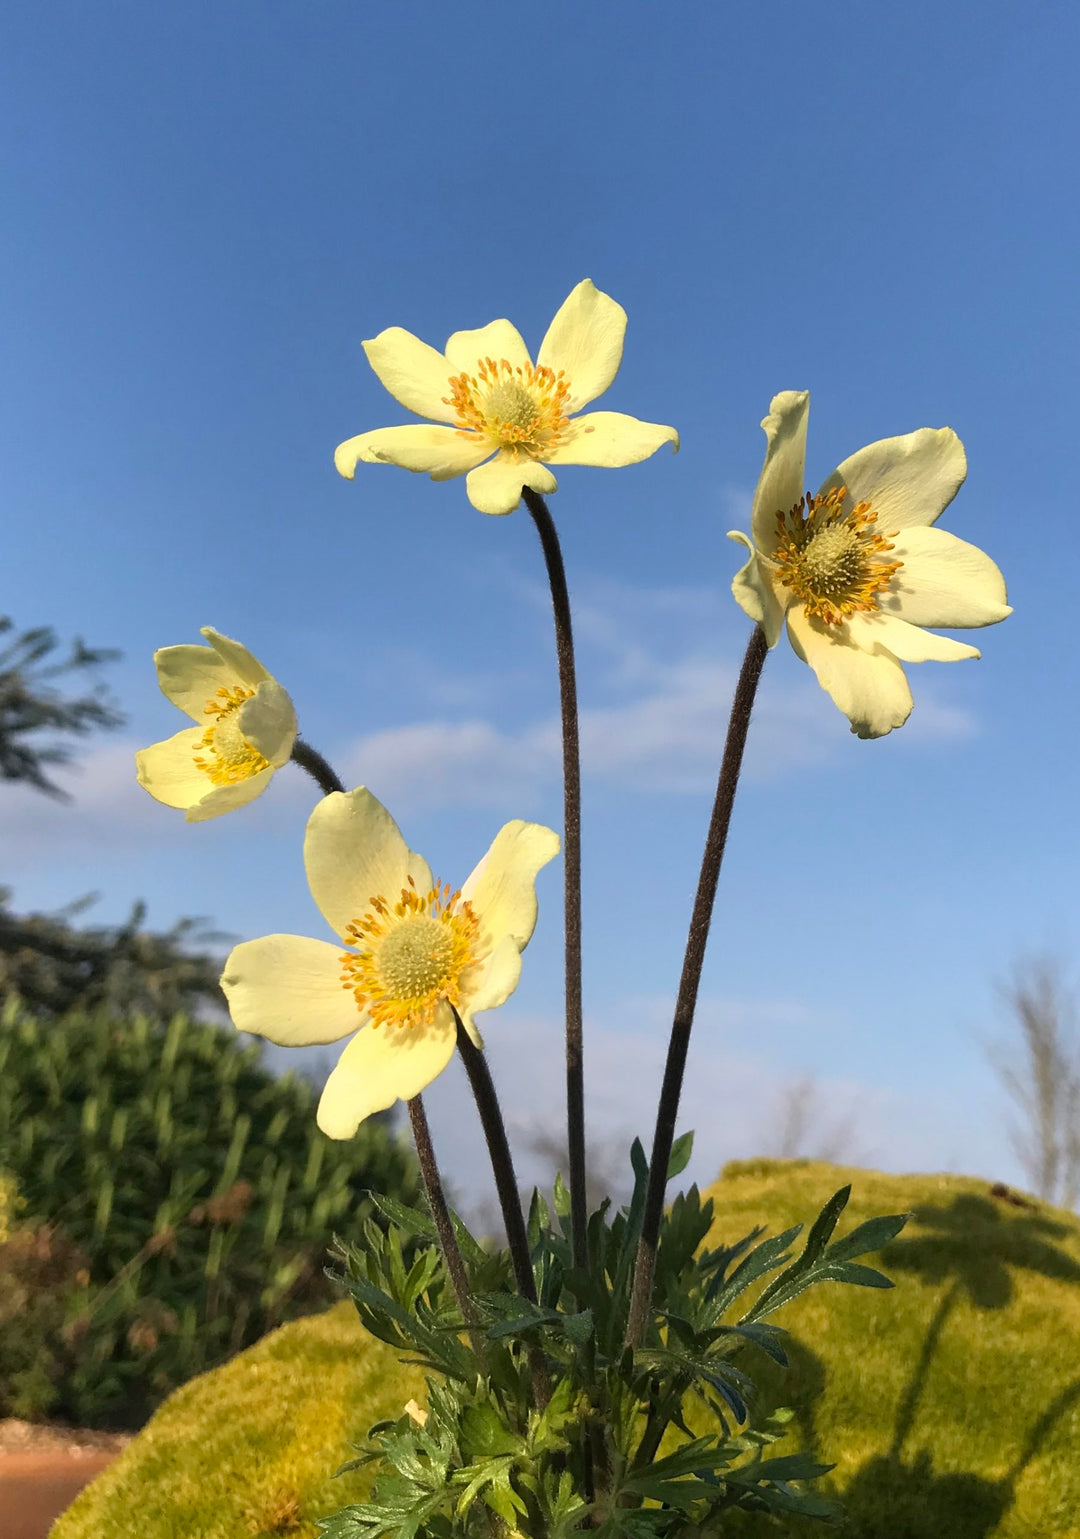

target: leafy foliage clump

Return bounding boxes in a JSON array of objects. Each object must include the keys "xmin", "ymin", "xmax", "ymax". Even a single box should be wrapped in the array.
[
  {"xmin": 322, "ymin": 1137, "xmax": 907, "ymax": 1537},
  {"xmin": 0, "ymin": 617, "xmax": 123, "ymax": 797},
  {"xmin": 0, "ymin": 999, "xmax": 422, "ymax": 1428},
  {"xmin": 0, "ymin": 887, "xmax": 228, "ymax": 1019}
]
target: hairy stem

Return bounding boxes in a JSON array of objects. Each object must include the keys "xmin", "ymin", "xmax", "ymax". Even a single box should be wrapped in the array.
[
  {"xmin": 625, "ymin": 626, "xmax": 768, "ymax": 1349},
  {"xmin": 453, "ymin": 1011, "xmax": 552, "ymax": 1406},
  {"xmin": 407, "ymin": 1095, "xmax": 479, "ymax": 1338},
  {"xmin": 521, "ymin": 488, "xmax": 588, "ymax": 1273},
  {"xmin": 290, "ymin": 739, "xmax": 345, "ymax": 796},
  {"xmin": 454, "ymin": 1010, "xmax": 535, "ymax": 1301}
]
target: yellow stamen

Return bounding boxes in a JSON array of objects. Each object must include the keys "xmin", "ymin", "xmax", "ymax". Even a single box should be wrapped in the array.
[
  {"xmin": 772, "ymin": 486, "xmax": 902, "ymax": 626},
  {"xmin": 192, "ymin": 685, "xmax": 270, "ymax": 786},
  {"xmin": 340, "ymin": 879, "xmax": 481, "ymax": 1030},
  {"xmin": 443, "ymin": 356, "xmax": 572, "ymax": 459}
]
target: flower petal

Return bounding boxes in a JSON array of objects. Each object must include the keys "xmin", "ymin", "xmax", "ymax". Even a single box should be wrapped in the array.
[
  {"xmin": 237, "ymin": 681, "xmax": 298, "ymax": 767},
  {"xmin": 817, "ymin": 427, "xmax": 966, "ymax": 531},
  {"xmin": 546, "ymin": 411, "xmax": 679, "ymax": 467},
  {"xmin": 361, "ymin": 327, "xmax": 457, "ymax": 422},
  {"xmin": 202, "ymin": 629, "xmax": 272, "ymax": 687},
  {"xmin": 880, "ymin": 526, "xmax": 1012, "ymax": 628},
  {"xmin": 316, "ymin": 1003, "xmax": 457, "ymax": 1138},
  {"xmin": 334, "ymin": 425, "xmax": 491, "ymax": 481},
  {"xmin": 221, "ymin": 934, "xmax": 362, "ymax": 1046},
  {"xmin": 726, "ymin": 531, "xmax": 786, "ymax": 648},
  {"xmin": 136, "ymin": 727, "xmax": 212, "ymax": 808},
  {"xmin": 845, "ymin": 611, "xmax": 980, "ymax": 662},
  {"xmin": 460, "ymin": 820, "xmax": 560, "ymax": 953},
  {"xmin": 444, "ymin": 320, "xmax": 532, "ymax": 375},
  {"xmin": 786, "ymin": 605, "xmax": 914, "ymax": 738},
  {"xmin": 751, "ymin": 391, "xmax": 809, "ymax": 553},
  {"xmin": 461, "ymin": 933, "xmax": 523, "ymax": 1018},
  {"xmin": 186, "ymin": 766, "xmax": 275, "ymax": 822},
  {"xmin": 151, "ymin": 652, "xmax": 231, "ymax": 723},
  {"xmin": 465, "ymin": 453, "xmax": 557, "ymax": 515},
  {"xmin": 304, "ymin": 788, "xmax": 432, "ymax": 940},
  {"xmin": 536, "ymin": 279, "xmax": 626, "ymax": 412}
]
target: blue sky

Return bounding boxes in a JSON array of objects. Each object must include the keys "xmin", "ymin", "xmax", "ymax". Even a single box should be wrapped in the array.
[{"xmin": 2, "ymin": 1, "xmax": 1076, "ymax": 1208}]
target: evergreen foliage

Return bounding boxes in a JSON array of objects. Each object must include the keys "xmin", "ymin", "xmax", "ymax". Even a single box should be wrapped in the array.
[
  {"xmin": 0, "ymin": 616, "xmax": 123, "ymax": 796},
  {"xmin": 0, "ymin": 999, "xmax": 422, "ymax": 1427},
  {"xmin": 0, "ymin": 887, "xmax": 228, "ymax": 1018}
]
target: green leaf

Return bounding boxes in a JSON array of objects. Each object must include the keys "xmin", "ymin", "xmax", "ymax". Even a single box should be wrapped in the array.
[
  {"xmin": 712, "ymin": 1319, "xmax": 789, "ymax": 1365},
  {"xmin": 705, "ymin": 1225, "xmax": 802, "ymax": 1315},
  {"xmin": 666, "ymin": 1130, "xmax": 694, "ymax": 1181},
  {"xmin": 364, "ymin": 1191, "xmax": 439, "ymax": 1242},
  {"xmin": 825, "ymin": 1210, "xmax": 909, "ymax": 1263},
  {"xmin": 562, "ymin": 1307, "xmax": 594, "ymax": 1345},
  {"xmin": 460, "ymin": 1401, "xmax": 518, "ymax": 1458},
  {"xmin": 747, "ymin": 1187, "xmax": 850, "ymax": 1318}
]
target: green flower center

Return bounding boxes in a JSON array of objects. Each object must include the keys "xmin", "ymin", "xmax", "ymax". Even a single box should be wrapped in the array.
[
  {"xmin": 375, "ymin": 916, "xmax": 455, "ymax": 997},
  {"xmin": 339, "ymin": 879, "xmax": 482, "ymax": 1030}
]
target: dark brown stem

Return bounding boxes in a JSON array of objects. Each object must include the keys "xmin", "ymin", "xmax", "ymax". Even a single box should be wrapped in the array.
[
  {"xmin": 521, "ymin": 487, "xmax": 588, "ymax": 1273},
  {"xmin": 453, "ymin": 1010, "xmax": 535, "ymax": 1302},
  {"xmin": 407, "ymin": 1095, "xmax": 479, "ymax": 1335},
  {"xmin": 625, "ymin": 626, "xmax": 769, "ymax": 1349},
  {"xmin": 290, "ymin": 739, "xmax": 345, "ymax": 795},
  {"xmin": 453, "ymin": 1011, "xmax": 552, "ymax": 1407}
]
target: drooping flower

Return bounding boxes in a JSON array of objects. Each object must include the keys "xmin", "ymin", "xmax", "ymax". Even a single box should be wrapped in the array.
[
  {"xmin": 136, "ymin": 627, "xmax": 298, "ymax": 821},
  {"xmin": 220, "ymin": 787, "xmax": 560, "ymax": 1137},
  {"xmin": 727, "ymin": 391, "xmax": 1011, "ymax": 738},
  {"xmin": 334, "ymin": 278, "xmax": 679, "ymax": 516}
]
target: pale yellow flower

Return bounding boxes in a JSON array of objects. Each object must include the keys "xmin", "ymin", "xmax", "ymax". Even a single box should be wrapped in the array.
[
  {"xmin": 220, "ymin": 787, "xmax": 560, "ymax": 1137},
  {"xmin": 334, "ymin": 278, "xmax": 679, "ymax": 516},
  {"xmin": 728, "ymin": 392, "xmax": 1012, "ymax": 738},
  {"xmin": 136, "ymin": 627, "xmax": 297, "ymax": 821}
]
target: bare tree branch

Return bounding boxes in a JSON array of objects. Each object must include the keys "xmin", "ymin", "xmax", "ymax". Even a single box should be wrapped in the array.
[
  {"xmin": 986, "ymin": 954, "xmax": 1080, "ymax": 1208},
  {"xmin": 768, "ymin": 1073, "xmax": 863, "ymax": 1163}
]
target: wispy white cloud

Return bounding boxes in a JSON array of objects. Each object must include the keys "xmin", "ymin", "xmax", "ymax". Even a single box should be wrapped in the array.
[
  {"xmin": 266, "ymin": 988, "xmax": 1013, "ymax": 1209},
  {"xmin": 0, "ymin": 573, "xmax": 979, "ymax": 862}
]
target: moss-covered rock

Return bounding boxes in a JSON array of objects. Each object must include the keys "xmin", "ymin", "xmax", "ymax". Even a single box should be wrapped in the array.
[
  {"xmin": 50, "ymin": 1300, "xmax": 423, "ymax": 1538},
  {"xmin": 705, "ymin": 1160, "xmax": 1080, "ymax": 1539},
  {"xmin": 53, "ymin": 1162, "xmax": 1080, "ymax": 1539}
]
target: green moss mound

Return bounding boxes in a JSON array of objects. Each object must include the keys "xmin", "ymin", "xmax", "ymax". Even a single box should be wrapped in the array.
[
  {"xmin": 706, "ymin": 1160, "xmax": 1080, "ymax": 1539},
  {"xmin": 53, "ymin": 1162, "xmax": 1080, "ymax": 1538},
  {"xmin": 50, "ymin": 1299, "xmax": 424, "ymax": 1539}
]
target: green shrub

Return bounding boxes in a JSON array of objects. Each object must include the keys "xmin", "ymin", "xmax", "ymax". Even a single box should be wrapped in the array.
[
  {"xmin": 0, "ymin": 1196, "xmax": 91, "ymax": 1420},
  {"xmin": 53, "ymin": 1162, "xmax": 1080, "ymax": 1538},
  {"xmin": 0, "ymin": 997, "xmax": 421, "ymax": 1429}
]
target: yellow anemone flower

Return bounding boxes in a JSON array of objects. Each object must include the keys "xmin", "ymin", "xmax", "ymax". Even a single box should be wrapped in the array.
[
  {"xmin": 136, "ymin": 627, "xmax": 298, "ymax": 821},
  {"xmin": 334, "ymin": 278, "xmax": 679, "ymax": 516},
  {"xmin": 220, "ymin": 787, "xmax": 560, "ymax": 1137},
  {"xmin": 728, "ymin": 391, "xmax": 1012, "ymax": 739}
]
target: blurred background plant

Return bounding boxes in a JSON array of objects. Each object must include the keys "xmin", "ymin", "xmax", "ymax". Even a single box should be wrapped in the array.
[
  {"xmin": 0, "ymin": 1000, "xmax": 421, "ymax": 1430},
  {"xmin": 0, "ymin": 616, "xmax": 122, "ymax": 797},
  {"xmin": 0, "ymin": 617, "xmax": 423, "ymax": 1431}
]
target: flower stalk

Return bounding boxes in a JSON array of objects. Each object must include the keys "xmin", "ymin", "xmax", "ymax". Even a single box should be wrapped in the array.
[
  {"xmin": 521, "ymin": 488, "xmax": 588, "ymax": 1275},
  {"xmin": 452, "ymin": 1008, "xmax": 535, "ymax": 1302},
  {"xmin": 625, "ymin": 624, "xmax": 769, "ymax": 1349},
  {"xmin": 406, "ymin": 1094, "xmax": 481, "ymax": 1347},
  {"xmin": 290, "ymin": 739, "xmax": 345, "ymax": 796}
]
